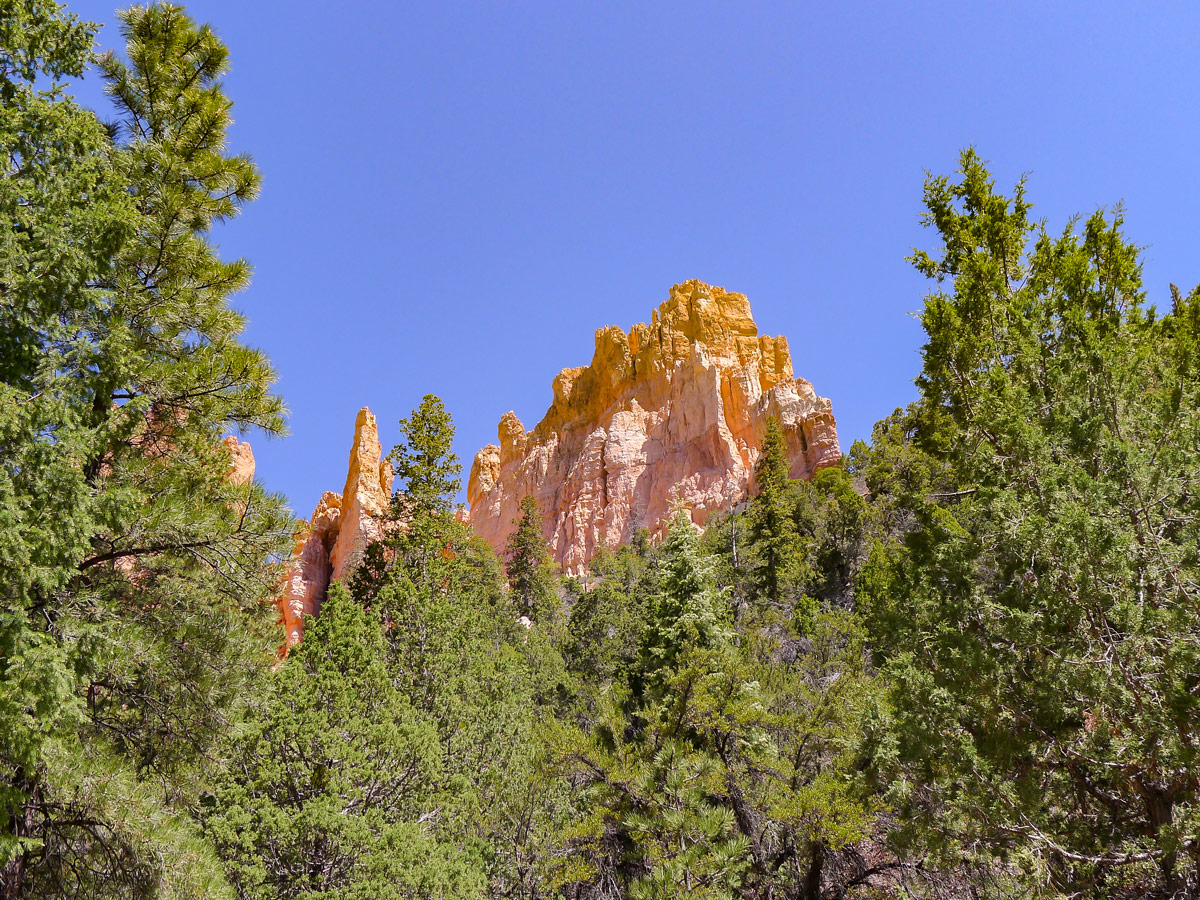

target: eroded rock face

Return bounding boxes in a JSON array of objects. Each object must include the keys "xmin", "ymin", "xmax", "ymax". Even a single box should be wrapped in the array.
[
  {"xmin": 329, "ymin": 408, "xmax": 394, "ymax": 583},
  {"xmin": 276, "ymin": 408, "xmax": 392, "ymax": 646},
  {"xmin": 221, "ymin": 435, "xmax": 256, "ymax": 486},
  {"xmin": 466, "ymin": 280, "xmax": 841, "ymax": 574},
  {"xmin": 278, "ymin": 491, "xmax": 340, "ymax": 647}
]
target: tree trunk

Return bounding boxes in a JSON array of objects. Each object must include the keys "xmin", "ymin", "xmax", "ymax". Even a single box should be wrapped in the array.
[
  {"xmin": 1145, "ymin": 788, "xmax": 1179, "ymax": 895},
  {"xmin": 1, "ymin": 772, "xmax": 37, "ymax": 900},
  {"xmin": 800, "ymin": 841, "xmax": 824, "ymax": 900}
]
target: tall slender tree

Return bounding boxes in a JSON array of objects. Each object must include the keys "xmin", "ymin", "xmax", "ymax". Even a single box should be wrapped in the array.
[
  {"xmin": 505, "ymin": 495, "xmax": 559, "ymax": 622},
  {"xmin": 747, "ymin": 418, "xmax": 803, "ymax": 609},
  {"xmin": 356, "ymin": 397, "xmax": 575, "ymax": 898},
  {"xmin": 389, "ymin": 394, "xmax": 461, "ymax": 520}
]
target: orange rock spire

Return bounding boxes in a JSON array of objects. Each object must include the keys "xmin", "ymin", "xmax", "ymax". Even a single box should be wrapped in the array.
[
  {"xmin": 277, "ymin": 408, "xmax": 392, "ymax": 646},
  {"xmin": 277, "ymin": 281, "xmax": 841, "ymax": 642}
]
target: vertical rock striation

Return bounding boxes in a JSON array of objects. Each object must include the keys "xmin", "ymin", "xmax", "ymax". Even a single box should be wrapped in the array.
[
  {"xmin": 328, "ymin": 408, "xmax": 394, "ymax": 583},
  {"xmin": 466, "ymin": 280, "xmax": 840, "ymax": 574},
  {"xmin": 275, "ymin": 281, "xmax": 842, "ymax": 641}
]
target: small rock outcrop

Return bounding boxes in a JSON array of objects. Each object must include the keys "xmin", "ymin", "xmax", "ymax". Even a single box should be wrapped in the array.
[
  {"xmin": 222, "ymin": 435, "xmax": 256, "ymax": 486},
  {"xmin": 277, "ymin": 408, "xmax": 392, "ymax": 646},
  {"xmin": 466, "ymin": 280, "xmax": 840, "ymax": 573}
]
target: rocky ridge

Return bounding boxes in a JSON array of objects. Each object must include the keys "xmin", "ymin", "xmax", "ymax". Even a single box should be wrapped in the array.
[
  {"xmin": 465, "ymin": 280, "xmax": 840, "ymax": 573},
  {"xmin": 275, "ymin": 281, "xmax": 841, "ymax": 642}
]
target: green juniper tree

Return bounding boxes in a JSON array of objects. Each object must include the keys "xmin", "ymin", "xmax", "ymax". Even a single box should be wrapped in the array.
[
  {"xmin": 202, "ymin": 584, "xmax": 480, "ymax": 900},
  {"xmin": 863, "ymin": 149, "xmax": 1200, "ymax": 897}
]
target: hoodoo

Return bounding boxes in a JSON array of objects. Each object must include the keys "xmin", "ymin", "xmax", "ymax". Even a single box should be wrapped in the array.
[
  {"xmin": 278, "ymin": 408, "xmax": 392, "ymax": 646},
  {"xmin": 466, "ymin": 280, "xmax": 840, "ymax": 573}
]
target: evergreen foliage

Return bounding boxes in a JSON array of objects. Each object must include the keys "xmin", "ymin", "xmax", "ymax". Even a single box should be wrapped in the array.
[
  {"xmin": 371, "ymin": 398, "xmax": 575, "ymax": 897},
  {"xmin": 202, "ymin": 584, "xmax": 478, "ymax": 900},
  {"xmin": 389, "ymin": 394, "xmax": 462, "ymax": 521},
  {"xmin": 746, "ymin": 419, "xmax": 803, "ymax": 609},
  {"xmin": 505, "ymin": 496, "xmax": 560, "ymax": 623},
  {"xmin": 636, "ymin": 510, "xmax": 730, "ymax": 695},
  {"xmin": 564, "ymin": 541, "xmax": 653, "ymax": 696},
  {"xmin": 7, "ymin": 5, "xmax": 1199, "ymax": 893},
  {"xmin": 1, "ymin": 3, "xmax": 289, "ymax": 896},
  {"xmin": 550, "ymin": 515, "xmax": 889, "ymax": 900},
  {"xmin": 862, "ymin": 149, "xmax": 1200, "ymax": 897}
]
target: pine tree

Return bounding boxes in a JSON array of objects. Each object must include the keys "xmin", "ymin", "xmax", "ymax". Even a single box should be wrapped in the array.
[
  {"xmin": 382, "ymin": 394, "xmax": 465, "ymax": 589},
  {"xmin": 550, "ymin": 514, "xmax": 885, "ymax": 900},
  {"xmin": 0, "ymin": 5, "xmax": 290, "ymax": 896},
  {"xmin": 361, "ymin": 398, "xmax": 575, "ymax": 898},
  {"xmin": 637, "ymin": 509, "xmax": 730, "ymax": 694},
  {"xmin": 505, "ymin": 495, "xmax": 559, "ymax": 622},
  {"xmin": 746, "ymin": 418, "xmax": 803, "ymax": 610},
  {"xmin": 389, "ymin": 393, "xmax": 461, "ymax": 521}
]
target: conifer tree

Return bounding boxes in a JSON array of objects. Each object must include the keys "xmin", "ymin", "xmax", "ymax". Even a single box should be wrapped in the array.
[
  {"xmin": 365, "ymin": 398, "xmax": 575, "ymax": 897},
  {"xmin": 564, "ymin": 542, "xmax": 653, "ymax": 694},
  {"xmin": 203, "ymin": 584, "xmax": 481, "ymax": 900},
  {"xmin": 383, "ymin": 394, "xmax": 464, "ymax": 587},
  {"xmin": 505, "ymin": 495, "xmax": 559, "ymax": 621},
  {"xmin": 746, "ymin": 418, "xmax": 803, "ymax": 609},
  {"xmin": 864, "ymin": 149, "xmax": 1200, "ymax": 896},
  {"xmin": 389, "ymin": 393, "xmax": 461, "ymax": 520},
  {"xmin": 637, "ymin": 509, "xmax": 730, "ymax": 694},
  {"xmin": 792, "ymin": 465, "xmax": 874, "ymax": 608},
  {"xmin": 550, "ymin": 514, "xmax": 886, "ymax": 900},
  {"xmin": 0, "ymin": 4, "xmax": 290, "ymax": 895}
]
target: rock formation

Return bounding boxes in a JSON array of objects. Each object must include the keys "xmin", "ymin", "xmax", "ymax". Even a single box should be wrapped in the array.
[
  {"xmin": 466, "ymin": 280, "xmax": 840, "ymax": 574},
  {"xmin": 222, "ymin": 435, "xmax": 256, "ymax": 486},
  {"xmin": 277, "ymin": 408, "xmax": 393, "ymax": 646}
]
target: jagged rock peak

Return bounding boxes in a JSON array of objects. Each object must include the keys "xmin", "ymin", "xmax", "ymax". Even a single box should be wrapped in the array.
[
  {"xmin": 277, "ymin": 407, "xmax": 392, "ymax": 648},
  {"xmin": 467, "ymin": 280, "xmax": 841, "ymax": 574}
]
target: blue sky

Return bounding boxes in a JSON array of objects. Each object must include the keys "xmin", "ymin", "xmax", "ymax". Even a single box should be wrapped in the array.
[{"xmin": 66, "ymin": 0, "xmax": 1199, "ymax": 517}]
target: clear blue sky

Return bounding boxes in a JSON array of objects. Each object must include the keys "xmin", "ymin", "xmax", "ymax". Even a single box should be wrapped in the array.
[{"xmin": 66, "ymin": 0, "xmax": 1200, "ymax": 518}]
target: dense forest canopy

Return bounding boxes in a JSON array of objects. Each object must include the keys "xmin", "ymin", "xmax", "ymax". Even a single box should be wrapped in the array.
[{"xmin": 2, "ymin": 2, "xmax": 1199, "ymax": 899}]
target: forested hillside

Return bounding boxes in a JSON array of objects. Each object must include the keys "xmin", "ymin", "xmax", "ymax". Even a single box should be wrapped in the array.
[{"xmin": 3, "ymin": 2, "xmax": 1199, "ymax": 899}]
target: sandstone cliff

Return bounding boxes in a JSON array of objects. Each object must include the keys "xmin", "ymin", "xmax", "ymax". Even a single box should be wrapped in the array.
[
  {"xmin": 466, "ymin": 280, "xmax": 840, "ymax": 574},
  {"xmin": 278, "ymin": 408, "xmax": 392, "ymax": 646}
]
